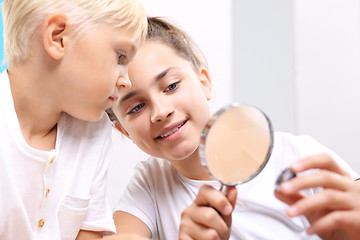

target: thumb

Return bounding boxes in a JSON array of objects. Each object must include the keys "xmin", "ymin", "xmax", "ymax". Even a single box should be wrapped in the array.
[{"xmin": 222, "ymin": 186, "xmax": 238, "ymax": 227}]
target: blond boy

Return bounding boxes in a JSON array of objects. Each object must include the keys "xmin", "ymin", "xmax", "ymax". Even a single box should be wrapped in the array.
[{"xmin": 0, "ymin": 0, "xmax": 147, "ymax": 239}]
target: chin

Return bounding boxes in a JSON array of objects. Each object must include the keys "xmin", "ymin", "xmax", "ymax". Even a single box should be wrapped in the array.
[
  {"xmin": 72, "ymin": 111, "xmax": 104, "ymax": 123},
  {"xmin": 89, "ymin": 113, "xmax": 106, "ymax": 122},
  {"xmin": 168, "ymin": 146, "xmax": 198, "ymax": 161}
]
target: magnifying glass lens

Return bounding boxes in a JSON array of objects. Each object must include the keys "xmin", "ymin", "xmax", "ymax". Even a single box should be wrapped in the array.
[{"xmin": 200, "ymin": 104, "xmax": 273, "ymax": 186}]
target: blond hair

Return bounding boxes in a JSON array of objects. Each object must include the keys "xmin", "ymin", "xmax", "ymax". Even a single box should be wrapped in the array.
[{"xmin": 2, "ymin": 0, "xmax": 147, "ymax": 66}]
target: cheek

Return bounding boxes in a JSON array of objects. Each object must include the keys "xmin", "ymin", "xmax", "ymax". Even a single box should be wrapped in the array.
[
  {"xmin": 95, "ymin": 66, "xmax": 121, "ymax": 90},
  {"xmin": 189, "ymin": 93, "xmax": 211, "ymax": 125},
  {"xmin": 130, "ymin": 131, "xmax": 156, "ymax": 157},
  {"xmin": 184, "ymin": 85, "xmax": 210, "ymax": 110},
  {"xmin": 123, "ymin": 118, "xmax": 149, "ymax": 141}
]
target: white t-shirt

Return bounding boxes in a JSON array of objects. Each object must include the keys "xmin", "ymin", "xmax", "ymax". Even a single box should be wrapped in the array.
[
  {"xmin": 116, "ymin": 132, "xmax": 359, "ymax": 240},
  {"xmin": 0, "ymin": 70, "xmax": 116, "ymax": 240}
]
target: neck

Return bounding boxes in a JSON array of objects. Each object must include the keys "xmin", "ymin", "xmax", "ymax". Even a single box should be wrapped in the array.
[
  {"xmin": 169, "ymin": 148, "xmax": 213, "ymax": 181},
  {"xmin": 8, "ymin": 64, "xmax": 61, "ymax": 150}
]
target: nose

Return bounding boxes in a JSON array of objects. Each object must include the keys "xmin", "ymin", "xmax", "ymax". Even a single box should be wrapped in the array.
[
  {"xmin": 151, "ymin": 99, "xmax": 174, "ymax": 123},
  {"xmin": 116, "ymin": 74, "xmax": 132, "ymax": 89}
]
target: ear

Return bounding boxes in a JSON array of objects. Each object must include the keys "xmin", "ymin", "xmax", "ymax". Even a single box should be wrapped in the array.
[
  {"xmin": 113, "ymin": 121, "xmax": 131, "ymax": 139},
  {"xmin": 199, "ymin": 68, "xmax": 212, "ymax": 100},
  {"xmin": 42, "ymin": 13, "xmax": 70, "ymax": 60}
]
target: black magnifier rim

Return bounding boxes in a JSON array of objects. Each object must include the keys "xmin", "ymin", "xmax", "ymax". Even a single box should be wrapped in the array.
[{"xmin": 199, "ymin": 103, "xmax": 274, "ymax": 186}]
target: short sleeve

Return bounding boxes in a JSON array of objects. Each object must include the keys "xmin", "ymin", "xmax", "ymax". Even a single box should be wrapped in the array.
[
  {"xmin": 297, "ymin": 135, "xmax": 359, "ymax": 179},
  {"xmin": 115, "ymin": 161, "xmax": 157, "ymax": 235}
]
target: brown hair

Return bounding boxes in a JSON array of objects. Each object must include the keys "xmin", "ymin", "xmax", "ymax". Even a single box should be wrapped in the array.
[{"xmin": 146, "ymin": 17, "xmax": 208, "ymax": 71}]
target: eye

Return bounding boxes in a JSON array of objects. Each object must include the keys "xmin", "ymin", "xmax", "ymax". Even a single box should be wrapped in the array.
[
  {"xmin": 165, "ymin": 81, "xmax": 180, "ymax": 92},
  {"xmin": 128, "ymin": 103, "xmax": 145, "ymax": 115},
  {"xmin": 117, "ymin": 53, "xmax": 126, "ymax": 64}
]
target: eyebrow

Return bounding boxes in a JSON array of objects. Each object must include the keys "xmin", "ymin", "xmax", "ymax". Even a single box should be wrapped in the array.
[
  {"xmin": 119, "ymin": 67, "xmax": 176, "ymax": 104},
  {"xmin": 155, "ymin": 67, "xmax": 174, "ymax": 82},
  {"xmin": 128, "ymin": 42, "xmax": 139, "ymax": 57},
  {"xmin": 120, "ymin": 91, "xmax": 139, "ymax": 104}
]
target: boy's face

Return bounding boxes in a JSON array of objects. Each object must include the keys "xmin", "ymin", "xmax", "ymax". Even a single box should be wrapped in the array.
[
  {"xmin": 58, "ymin": 23, "xmax": 140, "ymax": 122},
  {"xmin": 112, "ymin": 41, "xmax": 212, "ymax": 161}
]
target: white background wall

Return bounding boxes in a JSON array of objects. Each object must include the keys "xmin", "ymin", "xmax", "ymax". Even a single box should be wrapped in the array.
[
  {"xmin": 232, "ymin": 0, "xmax": 360, "ymax": 172},
  {"xmin": 232, "ymin": 0, "xmax": 296, "ymax": 133},
  {"xmin": 231, "ymin": 0, "xmax": 360, "ymax": 173},
  {"xmin": 295, "ymin": 0, "xmax": 360, "ymax": 175},
  {"xmin": 107, "ymin": 0, "xmax": 360, "ymax": 207}
]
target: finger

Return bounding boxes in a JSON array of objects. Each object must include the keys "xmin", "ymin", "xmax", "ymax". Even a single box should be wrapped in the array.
[
  {"xmin": 274, "ymin": 189, "xmax": 303, "ymax": 206},
  {"xmin": 289, "ymin": 187, "xmax": 360, "ymax": 217},
  {"xmin": 222, "ymin": 186, "xmax": 237, "ymax": 227},
  {"xmin": 179, "ymin": 216, "xmax": 221, "ymax": 240},
  {"xmin": 181, "ymin": 204, "xmax": 228, "ymax": 236},
  {"xmin": 286, "ymin": 189, "xmax": 352, "ymax": 217},
  {"xmin": 195, "ymin": 185, "xmax": 233, "ymax": 216},
  {"xmin": 226, "ymin": 186, "xmax": 237, "ymax": 209},
  {"xmin": 309, "ymin": 210, "xmax": 360, "ymax": 239},
  {"xmin": 280, "ymin": 170, "xmax": 352, "ymax": 194},
  {"xmin": 291, "ymin": 153, "xmax": 349, "ymax": 177}
]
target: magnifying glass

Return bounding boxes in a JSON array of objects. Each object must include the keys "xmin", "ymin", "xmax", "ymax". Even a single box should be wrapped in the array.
[{"xmin": 199, "ymin": 103, "xmax": 274, "ymax": 194}]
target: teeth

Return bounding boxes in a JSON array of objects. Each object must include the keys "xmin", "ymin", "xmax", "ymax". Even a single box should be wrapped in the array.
[
  {"xmin": 158, "ymin": 121, "xmax": 185, "ymax": 139},
  {"xmin": 160, "ymin": 127, "xmax": 179, "ymax": 138}
]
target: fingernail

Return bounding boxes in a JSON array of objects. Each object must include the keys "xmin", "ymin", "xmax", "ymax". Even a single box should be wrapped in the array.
[
  {"xmin": 287, "ymin": 206, "xmax": 298, "ymax": 216},
  {"xmin": 281, "ymin": 182, "xmax": 293, "ymax": 192},
  {"xmin": 223, "ymin": 205, "xmax": 232, "ymax": 215},
  {"xmin": 307, "ymin": 227, "xmax": 315, "ymax": 234},
  {"xmin": 292, "ymin": 161, "xmax": 303, "ymax": 171}
]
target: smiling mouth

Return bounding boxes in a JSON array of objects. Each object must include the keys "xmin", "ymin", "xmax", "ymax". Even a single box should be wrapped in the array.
[{"xmin": 156, "ymin": 120, "xmax": 188, "ymax": 140}]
